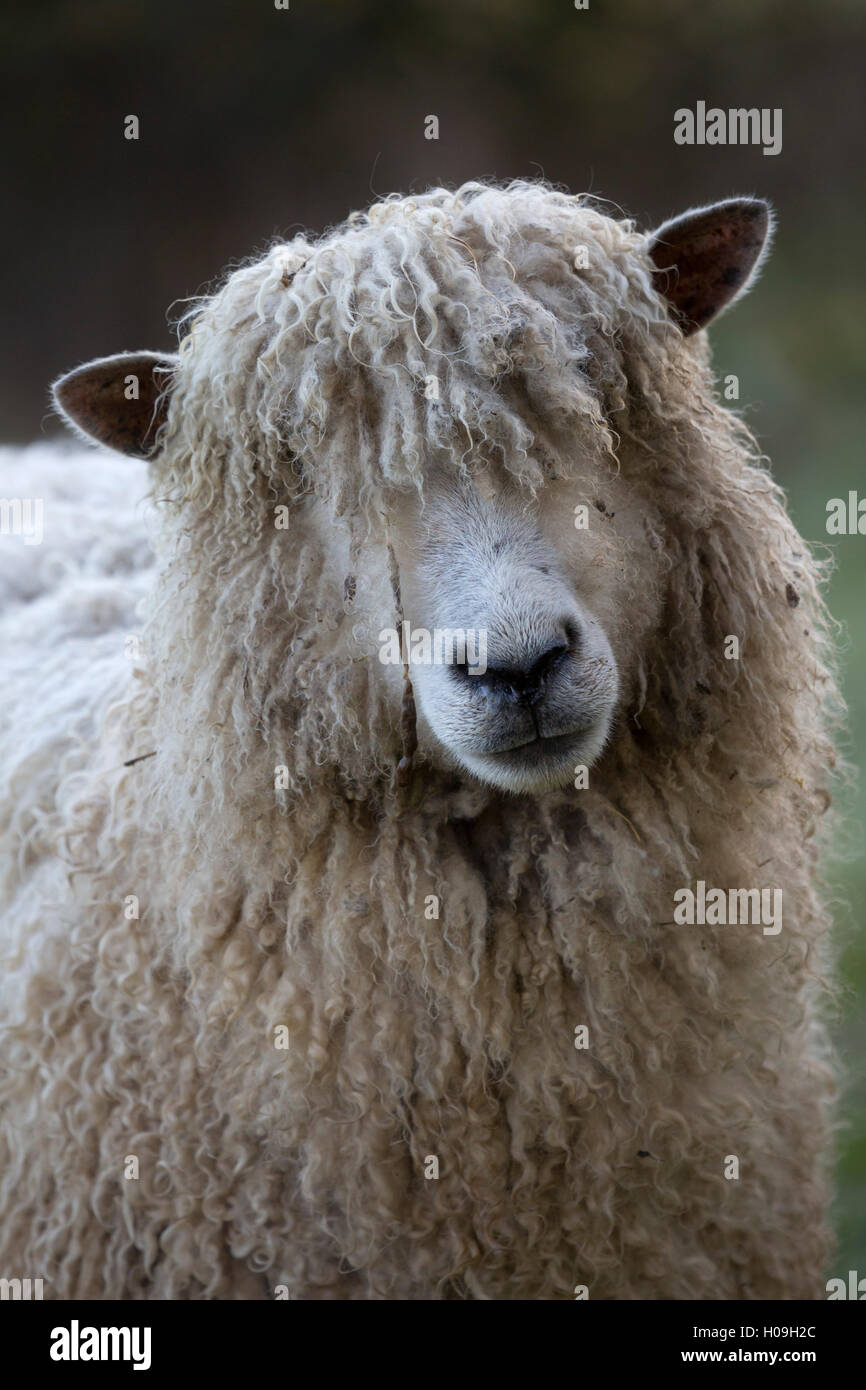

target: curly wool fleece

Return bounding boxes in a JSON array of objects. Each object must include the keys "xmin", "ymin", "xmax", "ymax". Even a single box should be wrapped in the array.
[{"xmin": 0, "ymin": 181, "xmax": 842, "ymax": 1298}]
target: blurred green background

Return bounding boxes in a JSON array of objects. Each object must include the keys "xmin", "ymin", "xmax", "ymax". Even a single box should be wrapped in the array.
[{"xmin": 2, "ymin": 0, "xmax": 863, "ymax": 1285}]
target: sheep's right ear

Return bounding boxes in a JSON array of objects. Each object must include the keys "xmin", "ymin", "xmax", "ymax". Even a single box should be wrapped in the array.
[
  {"xmin": 647, "ymin": 199, "xmax": 773, "ymax": 335},
  {"xmin": 52, "ymin": 351, "xmax": 177, "ymax": 458}
]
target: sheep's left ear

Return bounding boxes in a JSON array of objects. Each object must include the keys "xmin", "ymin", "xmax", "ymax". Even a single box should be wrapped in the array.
[
  {"xmin": 648, "ymin": 198, "xmax": 773, "ymax": 335},
  {"xmin": 52, "ymin": 351, "xmax": 178, "ymax": 458}
]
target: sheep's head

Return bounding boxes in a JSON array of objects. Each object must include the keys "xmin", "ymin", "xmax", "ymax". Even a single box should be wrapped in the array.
[
  {"xmin": 386, "ymin": 466, "xmax": 625, "ymax": 793},
  {"xmin": 52, "ymin": 182, "xmax": 772, "ymax": 797}
]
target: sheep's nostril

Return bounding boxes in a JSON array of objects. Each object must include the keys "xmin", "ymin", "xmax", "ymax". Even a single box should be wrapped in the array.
[
  {"xmin": 455, "ymin": 635, "xmax": 573, "ymax": 707},
  {"xmin": 525, "ymin": 642, "xmax": 568, "ymax": 690},
  {"xmin": 522, "ymin": 642, "xmax": 570, "ymax": 703}
]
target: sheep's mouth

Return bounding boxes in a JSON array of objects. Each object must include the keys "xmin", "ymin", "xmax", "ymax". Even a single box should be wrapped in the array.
[
  {"xmin": 484, "ymin": 727, "xmax": 591, "ymax": 758},
  {"xmin": 458, "ymin": 720, "xmax": 608, "ymax": 794}
]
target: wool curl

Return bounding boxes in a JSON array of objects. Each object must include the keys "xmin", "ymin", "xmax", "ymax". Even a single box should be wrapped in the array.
[{"xmin": 0, "ymin": 180, "xmax": 846, "ymax": 1299}]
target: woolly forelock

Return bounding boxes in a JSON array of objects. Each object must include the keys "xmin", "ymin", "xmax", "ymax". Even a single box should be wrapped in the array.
[{"xmin": 0, "ymin": 181, "xmax": 845, "ymax": 1300}]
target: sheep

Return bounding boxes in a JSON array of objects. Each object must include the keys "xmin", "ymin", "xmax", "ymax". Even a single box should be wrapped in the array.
[{"xmin": 0, "ymin": 180, "xmax": 841, "ymax": 1300}]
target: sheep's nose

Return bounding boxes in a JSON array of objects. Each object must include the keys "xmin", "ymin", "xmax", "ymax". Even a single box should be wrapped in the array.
[{"xmin": 454, "ymin": 622, "xmax": 578, "ymax": 707}]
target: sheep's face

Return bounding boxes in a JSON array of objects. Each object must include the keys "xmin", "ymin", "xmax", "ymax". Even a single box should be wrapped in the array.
[
  {"xmin": 51, "ymin": 188, "xmax": 773, "ymax": 797},
  {"xmin": 388, "ymin": 463, "xmax": 661, "ymax": 795}
]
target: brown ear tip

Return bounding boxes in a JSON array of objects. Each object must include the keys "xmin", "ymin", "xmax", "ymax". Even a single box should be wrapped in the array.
[
  {"xmin": 729, "ymin": 197, "xmax": 774, "ymax": 240},
  {"xmin": 52, "ymin": 369, "xmax": 81, "ymax": 411},
  {"xmin": 743, "ymin": 196, "xmax": 770, "ymax": 218},
  {"xmin": 51, "ymin": 366, "xmax": 92, "ymax": 422}
]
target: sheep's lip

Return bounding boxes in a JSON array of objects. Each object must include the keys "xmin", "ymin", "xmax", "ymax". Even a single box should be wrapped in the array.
[{"xmin": 478, "ymin": 726, "xmax": 591, "ymax": 760}]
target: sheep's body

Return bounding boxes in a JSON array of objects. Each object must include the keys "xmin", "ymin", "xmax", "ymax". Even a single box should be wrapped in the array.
[
  {"xmin": 0, "ymin": 183, "xmax": 840, "ymax": 1299},
  {"xmin": 0, "ymin": 443, "xmax": 152, "ymax": 970}
]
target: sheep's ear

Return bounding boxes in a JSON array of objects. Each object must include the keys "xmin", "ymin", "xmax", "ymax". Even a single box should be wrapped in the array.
[
  {"xmin": 648, "ymin": 198, "xmax": 773, "ymax": 335},
  {"xmin": 52, "ymin": 351, "xmax": 177, "ymax": 457}
]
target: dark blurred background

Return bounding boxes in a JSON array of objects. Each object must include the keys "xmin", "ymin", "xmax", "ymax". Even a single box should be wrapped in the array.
[{"xmin": 2, "ymin": 0, "xmax": 864, "ymax": 1282}]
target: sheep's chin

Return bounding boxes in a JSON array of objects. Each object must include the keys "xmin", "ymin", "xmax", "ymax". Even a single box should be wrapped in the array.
[{"xmin": 447, "ymin": 716, "xmax": 613, "ymax": 796}]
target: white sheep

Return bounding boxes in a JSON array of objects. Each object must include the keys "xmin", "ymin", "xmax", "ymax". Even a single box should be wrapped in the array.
[{"xmin": 0, "ymin": 181, "xmax": 840, "ymax": 1299}]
